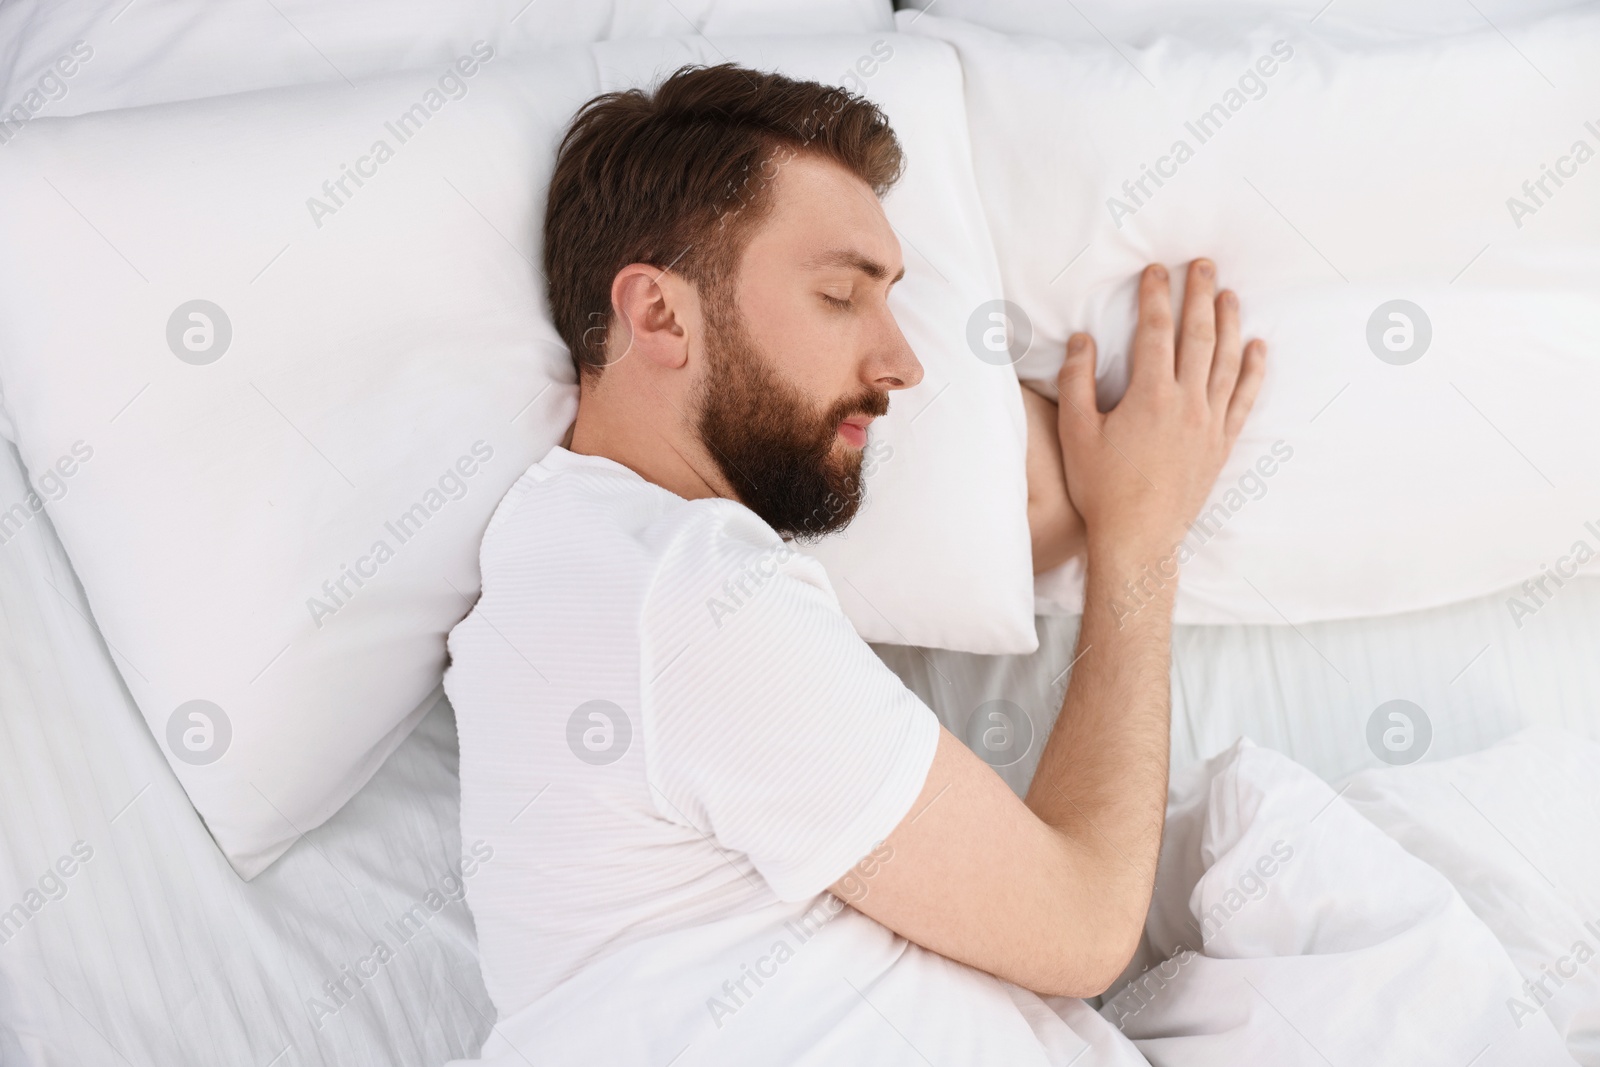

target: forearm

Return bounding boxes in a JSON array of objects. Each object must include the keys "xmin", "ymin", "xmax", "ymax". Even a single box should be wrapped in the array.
[
  {"xmin": 842, "ymin": 542, "xmax": 1178, "ymax": 999},
  {"xmin": 1023, "ymin": 542, "xmax": 1175, "ymax": 922},
  {"xmin": 1022, "ymin": 381, "xmax": 1086, "ymax": 574}
]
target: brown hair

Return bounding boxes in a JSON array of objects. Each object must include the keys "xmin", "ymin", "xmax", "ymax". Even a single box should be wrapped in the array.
[{"xmin": 543, "ymin": 63, "xmax": 904, "ymax": 379}]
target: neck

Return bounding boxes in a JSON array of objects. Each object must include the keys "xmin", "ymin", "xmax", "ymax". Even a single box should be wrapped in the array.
[{"xmin": 566, "ymin": 391, "xmax": 729, "ymax": 505}]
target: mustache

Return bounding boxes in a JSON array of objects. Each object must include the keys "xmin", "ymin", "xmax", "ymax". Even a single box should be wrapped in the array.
[{"xmin": 824, "ymin": 388, "xmax": 890, "ymax": 426}]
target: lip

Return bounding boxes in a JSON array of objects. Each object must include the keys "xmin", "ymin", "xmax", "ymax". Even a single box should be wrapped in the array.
[{"xmin": 837, "ymin": 416, "xmax": 873, "ymax": 449}]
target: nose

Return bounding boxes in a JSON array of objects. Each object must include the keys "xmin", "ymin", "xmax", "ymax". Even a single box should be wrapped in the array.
[{"xmin": 869, "ymin": 308, "xmax": 924, "ymax": 392}]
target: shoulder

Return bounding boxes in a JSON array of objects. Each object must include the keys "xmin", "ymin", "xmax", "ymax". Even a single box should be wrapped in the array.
[
  {"xmin": 479, "ymin": 447, "xmax": 667, "ymax": 555},
  {"xmin": 642, "ymin": 500, "xmax": 839, "ymax": 632}
]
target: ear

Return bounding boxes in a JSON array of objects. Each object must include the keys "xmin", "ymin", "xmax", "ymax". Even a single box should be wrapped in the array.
[{"xmin": 609, "ymin": 263, "xmax": 696, "ymax": 371}]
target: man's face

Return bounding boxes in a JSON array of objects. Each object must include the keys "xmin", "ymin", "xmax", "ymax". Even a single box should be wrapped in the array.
[{"xmin": 694, "ymin": 153, "xmax": 922, "ymax": 540}]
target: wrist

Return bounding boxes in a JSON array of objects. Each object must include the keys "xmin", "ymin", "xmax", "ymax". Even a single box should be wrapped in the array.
[
  {"xmin": 1084, "ymin": 527, "xmax": 1187, "ymax": 572},
  {"xmin": 1083, "ymin": 546, "xmax": 1181, "ymax": 631},
  {"xmin": 1087, "ymin": 525, "xmax": 1183, "ymax": 587}
]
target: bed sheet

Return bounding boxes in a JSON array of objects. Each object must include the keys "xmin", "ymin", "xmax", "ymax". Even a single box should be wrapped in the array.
[{"xmin": 874, "ymin": 572, "xmax": 1600, "ymax": 793}]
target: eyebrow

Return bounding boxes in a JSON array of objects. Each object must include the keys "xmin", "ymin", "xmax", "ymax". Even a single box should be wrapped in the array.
[{"xmin": 805, "ymin": 249, "xmax": 906, "ymax": 285}]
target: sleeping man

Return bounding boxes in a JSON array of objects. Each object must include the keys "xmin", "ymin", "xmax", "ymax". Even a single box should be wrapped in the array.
[{"xmin": 443, "ymin": 64, "xmax": 1265, "ymax": 1065}]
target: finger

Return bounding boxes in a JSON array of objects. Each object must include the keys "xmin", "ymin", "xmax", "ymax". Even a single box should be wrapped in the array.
[
  {"xmin": 1128, "ymin": 264, "xmax": 1175, "ymax": 385},
  {"xmin": 1176, "ymin": 259, "xmax": 1217, "ymax": 388},
  {"xmin": 1208, "ymin": 289, "xmax": 1243, "ymax": 409},
  {"xmin": 1224, "ymin": 339, "xmax": 1268, "ymax": 441},
  {"xmin": 1057, "ymin": 332, "xmax": 1101, "ymax": 438}
]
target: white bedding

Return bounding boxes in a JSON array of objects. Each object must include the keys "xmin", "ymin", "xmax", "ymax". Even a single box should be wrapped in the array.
[
  {"xmin": 1344, "ymin": 730, "xmax": 1600, "ymax": 1061},
  {"xmin": 1102, "ymin": 737, "xmax": 1585, "ymax": 1065}
]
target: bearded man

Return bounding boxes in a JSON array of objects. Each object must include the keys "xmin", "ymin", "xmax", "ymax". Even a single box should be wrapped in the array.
[{"xmin": 444, "ymin": 62, "xmax": 1265, "ymax": 1066}]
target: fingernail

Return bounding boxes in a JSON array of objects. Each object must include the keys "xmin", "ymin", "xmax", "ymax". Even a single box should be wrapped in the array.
[
  {"xmin": 1197, "ymin": 260, "xmax": 1214, "ymax": 278},
  {"xmin": 1067, "ymin": 334, "xmax": 1087, "ymax": 355},
  {"xmin": 1149, "ymin": 265, "xmax": 1167, "ymax": 282}
]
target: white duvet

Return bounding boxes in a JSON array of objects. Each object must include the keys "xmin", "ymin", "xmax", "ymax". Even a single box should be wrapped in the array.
[{"xmin": 1104, "ymin": 736, "xmax": 1592, "ymax": 1066}]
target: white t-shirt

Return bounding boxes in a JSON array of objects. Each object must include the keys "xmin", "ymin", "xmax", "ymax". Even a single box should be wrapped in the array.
[{"xmin": 444, "ymin": 447, "xmax": 1132, "ymax": 1067}]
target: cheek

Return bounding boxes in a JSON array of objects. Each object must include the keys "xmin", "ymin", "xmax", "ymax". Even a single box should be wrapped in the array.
[{"xmin": 738, "ymin": 285, "xmax": 857, "ymax": 394}]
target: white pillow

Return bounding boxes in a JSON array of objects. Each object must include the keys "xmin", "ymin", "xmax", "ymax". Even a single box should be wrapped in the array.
[
  {"xmin": 908, "ymin": 10, "xmax": 1600, "ymax": 624},
  {"xmin": 0, "ymin": 0, "xmax": 893, "ymax": 117},
  {"xmin": 0, "ymin": 34, "xmax": 1032, "ymax": 878}
]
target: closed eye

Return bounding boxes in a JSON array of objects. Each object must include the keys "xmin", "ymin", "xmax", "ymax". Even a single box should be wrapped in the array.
[{"xmin": 820, "ymin": 293, "xmax": 853, "ymax": 310}]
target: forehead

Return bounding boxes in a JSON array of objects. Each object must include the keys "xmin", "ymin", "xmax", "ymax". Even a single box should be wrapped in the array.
[{"xmin": 743, "ymin": 152, "xmax": 901, "ymax": 270}]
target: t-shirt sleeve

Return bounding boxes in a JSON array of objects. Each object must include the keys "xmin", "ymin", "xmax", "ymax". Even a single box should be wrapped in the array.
[{"xmin": 639, "ymin": 503, "xmax": 941, "ymax": 903}]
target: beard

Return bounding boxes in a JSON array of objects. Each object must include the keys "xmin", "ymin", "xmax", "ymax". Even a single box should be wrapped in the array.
[{"xmin": 694, "ymin": 292, "xmax": 888, "ymax": 542}]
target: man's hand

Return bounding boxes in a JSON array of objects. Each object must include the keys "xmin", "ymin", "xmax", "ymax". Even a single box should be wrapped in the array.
[{"xmin": 1056, "ymin": 260, "xmax": 1266, "ymax": 561}]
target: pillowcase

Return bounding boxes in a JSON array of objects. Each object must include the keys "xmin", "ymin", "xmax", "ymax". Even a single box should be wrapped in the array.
[
  {"xmin": 909, "ymin": 9, "xmax": 1600, "ymax": 624},
  {"xmin": 0, "ymin": 33, "xmax": 1032, "ymax": 878},
  {"xmin": 0, "ymin": 0, "xmax": 894, "ymax": 117}
]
